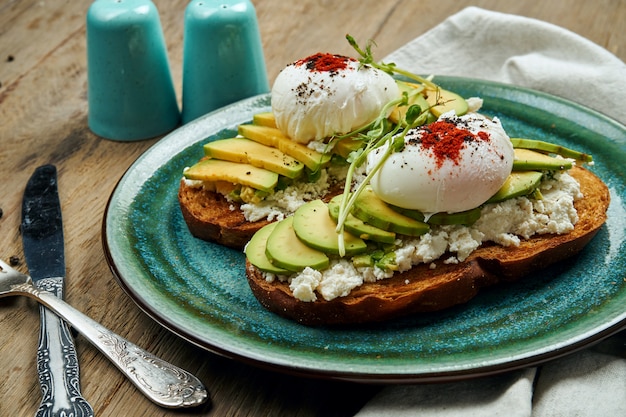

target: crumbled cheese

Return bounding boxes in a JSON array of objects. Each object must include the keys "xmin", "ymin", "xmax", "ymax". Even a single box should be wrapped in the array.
[
  {"xmin": 404, "ymin": 231, "xmax": 450, "ymax": 266},
  {"xmin": 475, "ymin": 171, "xmax": 580, "ymax": 244},
  {"xmin": 238, "ymin": 164, "xmax": 353, "ymax": 222},
  {"xmin": 183, "ymin": 177, "xmax": 204, "ymax": 188},
  {"xmin": 394, "ymin": 244, "xmax": 417, "ymax": 272},
  {"xmin": 443, "ymin": 227, "xmax": 480, "ymax": 261},
  {"xmin": 466, "ymin": 97, "xmax": 484, "ymax": 113},
  {"xmin": 307, "ymin": 139, "xmax": 329, "ymax": 153},
  {"xmin": 289, "ymin": 267, "xmax": 321, "ymax": 302},
  {"xmin": 358, "ymin": 264, "xmax": 394, "ymax": 283},
  {"xmin": 270, "ymin": 170, "xmax": 583, "ymax": 302},
  {"xmin": 240, "ymin": 169, "xmax": 333, "ymax": 222},
  {"xmin": 317, "ymin": 260, "xmax": 363, "ymax": 300},
  {"xmin": 262, "ymin": 271, "xmax": 275, "ymax": 282}
]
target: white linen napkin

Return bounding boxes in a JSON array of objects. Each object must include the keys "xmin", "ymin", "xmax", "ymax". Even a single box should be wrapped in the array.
[
  {"xmin": 383, "ymin": 6, "xmax": 626, "ymax": 124},
  {"xmin": 355, "ymin": 7, "xmax": 626, "ymax": 417}
]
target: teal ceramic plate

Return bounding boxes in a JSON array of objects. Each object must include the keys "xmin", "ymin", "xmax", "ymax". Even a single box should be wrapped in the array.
[{"xmin": 104, "ymin": 77, "xmax": 626, "ymax": 383}]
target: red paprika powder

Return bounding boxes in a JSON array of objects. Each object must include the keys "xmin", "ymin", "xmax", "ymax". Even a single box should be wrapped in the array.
[
  {"xmin": 295, "ymin": 53, "xmax": 355, "ymax": 73},
  {"xmin": 417, "ymin": 120, "xmax": 490, "ymax": 168}
]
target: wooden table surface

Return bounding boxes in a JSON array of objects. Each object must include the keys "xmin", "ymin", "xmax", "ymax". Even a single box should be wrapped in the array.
[{"xmin": 1, "ymin": 1, "xmax": 624, "ymax": 415}]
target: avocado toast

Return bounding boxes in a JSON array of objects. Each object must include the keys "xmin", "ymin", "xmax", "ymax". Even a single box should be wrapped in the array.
[{"xmin": 179, "ymin": 40, "xmax": 609, "ymax": 325}]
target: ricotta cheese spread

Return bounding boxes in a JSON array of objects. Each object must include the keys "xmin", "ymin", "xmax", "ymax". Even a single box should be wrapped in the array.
[
  {"xmin": 240, "ymin": 169, "xmax": 332, "ymax": 222},
  {"xmin": 269, "ymin": 170, "xmax": 583, "ymax": 302}
]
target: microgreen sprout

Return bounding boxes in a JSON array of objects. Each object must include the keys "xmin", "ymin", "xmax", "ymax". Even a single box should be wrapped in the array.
[
  {"xmin": 346, "ymin": 34, "xmax": 438, "ymax": 90},
  {"xmin": 332, "ymin": 35, "xmax": 443, "ymax": 256},
  {"xmin": 335, "ymin": 102, "xmax": 430, "ymax": 255}
]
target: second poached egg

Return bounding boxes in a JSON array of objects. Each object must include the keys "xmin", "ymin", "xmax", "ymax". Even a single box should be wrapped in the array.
[{"xmin": 367, "ymin": 113, "xmax": 515, "ymax": 214}]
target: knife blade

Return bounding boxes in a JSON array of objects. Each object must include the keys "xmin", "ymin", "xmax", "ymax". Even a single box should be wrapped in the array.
[{"xmin": 21, "ymin": 165, "xmax": 94, "ymax": 417}]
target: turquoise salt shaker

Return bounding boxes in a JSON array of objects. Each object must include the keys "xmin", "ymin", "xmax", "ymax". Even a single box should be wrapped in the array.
[
  {"xmin": 87, "ymin": 0, "xmax": 180, "ymax": 141},
  {"xmin": 182, "ymin": 0, "xmax": 270, "ymax": 124}
]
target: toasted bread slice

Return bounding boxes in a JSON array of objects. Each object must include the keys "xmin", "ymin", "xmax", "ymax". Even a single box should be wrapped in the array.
[
  {"xmin": 178, "ymin": 180, "xmax": 272, "ymax": 249},
  {"xmin": 245, "ymin": 166, "xmax": 610, "ymax": 325}
]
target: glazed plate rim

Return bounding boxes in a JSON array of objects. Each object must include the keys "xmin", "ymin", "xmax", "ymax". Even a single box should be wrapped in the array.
[{"xmin": 103, "ymin": 76, "xmax": 626, "ymax": 383}]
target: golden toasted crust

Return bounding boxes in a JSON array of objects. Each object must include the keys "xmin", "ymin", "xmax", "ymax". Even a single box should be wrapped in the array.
[
  {"xmin": 178, "ymin": 180, "xmax": 272, "ymax": 249},
  {"xmin": 244, "ymin": 166, "xmax": 610, "ymax": 325}
]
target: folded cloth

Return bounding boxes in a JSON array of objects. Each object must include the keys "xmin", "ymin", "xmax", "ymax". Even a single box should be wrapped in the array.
[
  {"xmin": 355, "ymin": 6, "xmax": 626, "ymax": 417},
  {"xmin": 357, "ymin": 369, "xmax": 536, "ymax": 417},
  {"xmin": 384, "ymin": 6, "xmax": 626, "ymax": 125},
  {"xmin": 533, "ymin": 349, "xmax": 626, "ymax": 416}
]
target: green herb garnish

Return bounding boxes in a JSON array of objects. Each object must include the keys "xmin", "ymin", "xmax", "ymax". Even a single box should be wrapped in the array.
[
  {"xmin": 329, "ymin": 36, "xmax": 446, "ymax": 256},
  {"xmin": 346, "ymin": 34, "xmax": 438, "ymax": 90}
]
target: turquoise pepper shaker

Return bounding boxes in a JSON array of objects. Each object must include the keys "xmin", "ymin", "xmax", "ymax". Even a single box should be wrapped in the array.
[
  {"xmin": 182, "ymin": 0, "xmax": 270, "ymax": 123},
  {"xmin": 87, "ymin": 0, "xmax": 180, "ymax": 141}
]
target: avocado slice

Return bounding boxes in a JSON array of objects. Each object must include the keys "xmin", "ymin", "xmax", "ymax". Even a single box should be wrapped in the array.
[
  {"xmin": 328, "ymin": 195, "xmax": 396, "ymax": 243},
  {"xmin": 204, "ymin": 138, "xmax": 304, "ymax": 179},
  {"xmin": 184, "ymin": 158, "xmax": 278, "ymax": 193},
  {"xmin": 265, "ymin": 217, "xmax": 329, "ymax": 272},
  {"xmin": 238, "ymin": 124, "xmax": 332, "ymax": 171},
  {"xmin": 252, "ymin": 112, "xmax": 277, "ymax": 128},
  {"xmin": 486, "ymin": 171, "xmax": 544, "ymax": 204},
  {"xmin": 245, "ymin": 222, "xmax": 290, "ymax": 274},
  {"xmin": 352, "ymin": 251, "xmax": 397, "ymax": 271},
  {"xmin": 293, "ymin": 200, "xmax": 368, "ymax": 256},
  {"xmin": 513, "ymin": 148, "xmax": 572, "ymax": 171},
  {"xmin": 424, "ymin": 87, "xmax": 469, "ymax": 118},
  {"xmin": 511, "ymin": 138, "xmax": 593, "ymax": 162},
  {"xmin": 390, "ymin": 205, "xmax": 482, "ymax": 226},
  {"xmin": 333, "ymin": 136, "xmax": 363, "ymax": 159},
  {"xmin": 352, "ymin": 187, "xmax": 430, "ymax": 236},
  {"xmin": 389, "ymin": 81, "xmax": 431, "ymax": 124}
]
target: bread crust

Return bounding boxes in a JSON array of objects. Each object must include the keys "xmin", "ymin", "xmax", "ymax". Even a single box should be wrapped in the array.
[
  {"xmin": 244, "ymin": 166, "xmax": 610, "ymax": 325},
  {"xmin": 178, "ymin": 181, "xmax": 272, "ymax": 249}
]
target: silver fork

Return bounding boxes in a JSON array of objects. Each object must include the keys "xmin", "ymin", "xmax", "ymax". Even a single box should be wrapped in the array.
[{"xmin": 0, "ymin": 259, "xmax": 208, "ymax": 409}]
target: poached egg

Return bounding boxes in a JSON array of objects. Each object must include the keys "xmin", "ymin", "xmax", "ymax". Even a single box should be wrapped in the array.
[
  {"xmin": 271, "ymin": 53, "xmax": 399, "ymax": 144},
  {"xmin": 367, "ymin": 112, "xmax": 515, "ymax": 214}
]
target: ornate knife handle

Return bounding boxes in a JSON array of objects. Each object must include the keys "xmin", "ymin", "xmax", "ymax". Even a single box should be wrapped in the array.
[
  {"xmin": 17, "ymin": 281, "xmax": 208, "ymax": 409},
  {"xmin": 36, "ymin": 293, "xmax": 94, "ymax": 417}
]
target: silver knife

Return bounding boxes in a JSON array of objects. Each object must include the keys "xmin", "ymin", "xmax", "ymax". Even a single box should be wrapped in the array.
[{"xmin": 21, "ymin": 165, "xmax": 94, "ymax": 417}]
